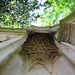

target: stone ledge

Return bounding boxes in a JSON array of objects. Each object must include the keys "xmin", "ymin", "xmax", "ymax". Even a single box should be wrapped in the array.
[
  {"xmin": 0, "ymin": 35, "xmax": 25, "ymax": 65},
  {"xmin": 55, "ymin": 41, "xmax": 75, "ymax": 66}
]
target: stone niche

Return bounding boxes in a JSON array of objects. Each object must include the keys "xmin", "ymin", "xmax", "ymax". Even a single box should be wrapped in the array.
[{"xmin": 20, "ymin": 33, "xmax": 59, "ymax": 70}]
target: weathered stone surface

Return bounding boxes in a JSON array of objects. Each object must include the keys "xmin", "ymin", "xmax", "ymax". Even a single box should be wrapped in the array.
[
  {"xmin": 69, "ymin": 22, "xmax": 75, "ymax": 44},
  {"xmin": 26, "ymin": 25, "xmax": 59, "ymax": 34},
  {"xmin": 0, "ymin": 28, "xmax": 26, "ymax": 42},
  {"xmin": 1, "ymin": 54, "xmax": 75, "ymax": 75},
  {"xmin": 1, "ymin": 55, "xmax": 50, "ymax": 75},
  {"xmin": 55, "ymin": 41, "xmax": 75, "ymax": 66},
  {"xmin": 52, "ymin": 56, "xmax": 75, "ymax": 75},
  {"xmin": 20, "ymin": 33, "xmax": 58, "ymax": 67},
  {"xmin": 0, "ymin": 18, "xmax": 75, "ymax": 75},
  {"xmin": 0, "ymin": 35, "xmax": 26, "ymax": 64},
  {"xmin": 0, "ymin": 32, "xmax": 24, "ymax": 42}
]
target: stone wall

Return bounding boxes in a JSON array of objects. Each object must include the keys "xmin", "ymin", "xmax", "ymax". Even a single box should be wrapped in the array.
[{"xmin": 70, "ymin": 22, "xmax": 75, "ymax": 45}]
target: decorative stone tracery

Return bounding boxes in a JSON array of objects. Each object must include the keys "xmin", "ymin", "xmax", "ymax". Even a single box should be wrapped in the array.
[{"xmin": 20, "ymin": 33, "xmax": 58, "ymax": 65}]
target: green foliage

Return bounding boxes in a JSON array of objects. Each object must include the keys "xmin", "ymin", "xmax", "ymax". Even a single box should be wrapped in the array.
[
  {"xmin": 40, "ymin": 0, "xmax": 75, "ymax": 26},
  {"xmin": 0, "ymin": 0, "xmax": 75, "ymax": 28},
  {"xmin": 0, "ymin": 0, "xmax": 40, "ymax": 28}
]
